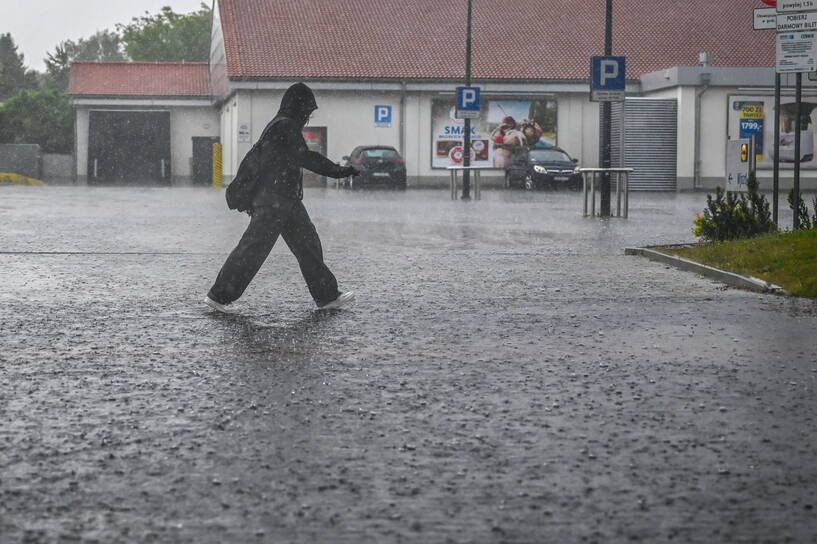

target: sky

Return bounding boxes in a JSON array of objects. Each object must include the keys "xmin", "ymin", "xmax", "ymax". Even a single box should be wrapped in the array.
[{"xmin": 2, "ymin": 0, "xmax": 210, "ymax": 72}]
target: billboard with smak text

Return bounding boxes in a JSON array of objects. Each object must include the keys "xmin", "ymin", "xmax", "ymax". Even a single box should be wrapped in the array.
[{"xmin": 431, "ymin": 99, "xmax": 557, "ymax": 169}]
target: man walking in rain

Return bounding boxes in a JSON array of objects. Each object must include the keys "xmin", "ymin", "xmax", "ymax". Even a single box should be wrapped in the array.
[{"xmin": 205, "ymin": 83, "xmax": 359, "ymax": 313}]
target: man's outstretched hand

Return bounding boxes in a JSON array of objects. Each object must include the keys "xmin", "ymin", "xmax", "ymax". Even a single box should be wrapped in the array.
[{"xmin": 339, "ymin": 165, "xmax": 360, "ymax": 178}]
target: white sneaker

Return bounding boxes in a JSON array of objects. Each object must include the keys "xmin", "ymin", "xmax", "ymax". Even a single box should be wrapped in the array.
[
  {"xmin": 204, "ymin": 295, "xmax": 234, "ymax": 314},
  {"xmin": 317, "ymin": 291, "xmax": 355, "ymax": 310}
]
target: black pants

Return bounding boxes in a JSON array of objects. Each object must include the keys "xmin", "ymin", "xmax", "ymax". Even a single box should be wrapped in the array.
[{"xmin": 208, "ymin": 195, "xmax": 340, "ymax": 306}]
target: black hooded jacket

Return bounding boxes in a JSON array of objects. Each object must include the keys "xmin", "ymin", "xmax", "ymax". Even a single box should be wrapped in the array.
[{"xmin": 251, "ymin": 83, "xmax": 349, "ymax": 203}]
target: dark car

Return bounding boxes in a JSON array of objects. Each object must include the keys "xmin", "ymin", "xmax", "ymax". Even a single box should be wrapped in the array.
[
  {"xmin": 504, "ymin": 147, "xmax": 581, "ymax": 190},
  {"xmin": 341, "ymin": 146, "xmax": 407, "ymax": 189}
]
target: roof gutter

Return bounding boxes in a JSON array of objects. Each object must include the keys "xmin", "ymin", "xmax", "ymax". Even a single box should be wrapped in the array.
[
  {"xmin": 694, "ymin": 60, "xmax": 712, "ymax": 190},
  {"xmin": 399, "ymin": 79, "xmax": 406, "ymax": 158}
]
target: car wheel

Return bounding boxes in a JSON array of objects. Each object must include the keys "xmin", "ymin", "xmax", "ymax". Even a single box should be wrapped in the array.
[{"xmin": 524, "ymin": 175, "xmax": 534, "ymax": 190}]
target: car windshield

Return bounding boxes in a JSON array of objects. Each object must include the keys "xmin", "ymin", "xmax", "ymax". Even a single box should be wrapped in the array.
[
  {"xmin": 529, "ymin": 149, "xmax": 572, "ymax": 162},
  {"xmin": 361, "ymin": 148, "xmax": 399, "ymax": 159}
]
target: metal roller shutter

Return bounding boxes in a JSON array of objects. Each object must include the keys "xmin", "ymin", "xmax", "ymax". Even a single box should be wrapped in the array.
[{"xmin": 611, "ymin": 98, "xmax": 677, "ymax": 191}]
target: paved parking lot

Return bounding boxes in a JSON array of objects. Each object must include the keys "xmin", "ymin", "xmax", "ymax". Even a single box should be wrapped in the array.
[{"xmin": 1, "ymin": 185, "xmax": 816, "ymax": 543}]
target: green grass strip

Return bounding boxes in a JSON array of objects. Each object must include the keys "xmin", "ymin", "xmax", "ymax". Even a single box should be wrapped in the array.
[{"xmin": 659, "ymin": 229, "xmax": 817, "ymax": 298}]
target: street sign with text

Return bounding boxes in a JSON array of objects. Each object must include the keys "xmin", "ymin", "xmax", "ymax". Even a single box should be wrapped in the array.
[
  {"xmin": 777, "ymin": 0, "xmax": 817, "ymax": 13},
  {"xmin": 726, "ymin": 139, "xmax": 751, "ymax": 192},
  {"xmin": 755, "ymin": 7, "xmax": 777, "ymax": 29},
  {"xmin": 777, "ymin": 10, "xmax": 817, "ymax": 31},
  {"xmin": 776, "ymin": 31, "xmax": 817, "ymax": 72},
  {"xmin": 455, "ymin": 86, "xmax": 480, "ymax": 119},
  {"xmin": 590, "ymin": 56, "xmax": 626, "ymax": 102}
]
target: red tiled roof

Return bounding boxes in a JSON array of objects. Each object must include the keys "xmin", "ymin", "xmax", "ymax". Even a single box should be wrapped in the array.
[
  {"xmin": 68, "ymin": 62, "xmax": 210, "ymax": 97},
  {"xmin": 218, "ymin": 0, "xmax": 775, "ymax": 81}
]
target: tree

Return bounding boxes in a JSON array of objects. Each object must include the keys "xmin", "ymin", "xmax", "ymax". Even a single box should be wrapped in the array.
[
  {"xmin": 44, "ymin": 30, "xmax": 125, "ymax": 91},
  {"xmin": 0, "ymin": 88, "xmax": 73, "ymax": 153},
  {"xmin": 118, "ymin": 4, "xmax": 212, "ymax": 62},
  {"xmin": 0, "ymin": 33, "xmax": 39, "ymax": 102}
]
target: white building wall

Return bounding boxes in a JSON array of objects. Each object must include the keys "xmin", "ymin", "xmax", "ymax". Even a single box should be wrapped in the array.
[
  {"xmin": 642, "ymin": 85, "xmax": 817, "ymax": 191},
  {"xmin": 699, "ymin": 88, "xmax": 730, "ymax": 188},
  {"xmin": 227, "ymin": 89, "xmax": 586, "ymax": 186},
  {"xmin": 242, "ymin": 89, "xmax": 402, "ymax": 161},
  {"xmin": 170, "ymin": 107, "xmax": 220, "ymax": 182},
  {"xmin": 410, "ymin": 94, "xmax": 434, "ymax": 180},
  {"xmin": 556, "ymin": 94, "xmax": 600, "ymax": 168},
  {"xmin": 74, "ymin": 105, "xmax": 218, "ymax": 184},
  {"xmin": 219, "ymin": 96, "xmax": 240, "ymax": 179},
  {"xmin": 75, "ymin": 109, "xmax": 90, "ymax": 180}
]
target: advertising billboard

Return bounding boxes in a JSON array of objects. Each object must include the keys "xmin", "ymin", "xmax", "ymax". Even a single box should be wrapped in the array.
[
  {"xmin": 729, "ymin": 94, "xmax": 817, "ymax": 168},
  {"xmin": 431, "ymin": 98, "xmax": 557, "ymax": 169}
]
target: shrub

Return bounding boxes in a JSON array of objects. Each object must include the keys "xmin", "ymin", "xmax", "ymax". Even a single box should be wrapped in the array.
[
  {"xmin": 787, "ymin": 189, "xmax": 817, "ymax": 230},
  {"xmin": 692, "ymin": 171, "xmax": 777, "ymax": 242}
]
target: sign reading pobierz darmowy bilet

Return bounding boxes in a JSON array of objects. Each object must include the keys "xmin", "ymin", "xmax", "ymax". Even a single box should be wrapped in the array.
[
  {"xmin": 778, "ymin": 11, "xmax": 817, "ymax": 32},
  {"xmin": 778, "ymin": 0, "xmax": 817, "ymax": 13}
]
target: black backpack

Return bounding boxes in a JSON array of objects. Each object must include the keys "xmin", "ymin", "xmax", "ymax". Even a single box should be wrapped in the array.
[
  {"xmin": 225, "ymin": 118, "xmax": 285, "ymax": 212},
  {"xmin": 225, "ymin": 141, "xmax": 263, "ymax": 212}
]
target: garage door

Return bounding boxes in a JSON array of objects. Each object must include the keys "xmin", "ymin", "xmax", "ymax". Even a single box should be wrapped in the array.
[
  {"xmin": 611, "ymin": 98, "xmax": 677, "ymax": 191},
  {"xmin": 88, "ymin": 110, "xmax": 171, "ymax": 185}
]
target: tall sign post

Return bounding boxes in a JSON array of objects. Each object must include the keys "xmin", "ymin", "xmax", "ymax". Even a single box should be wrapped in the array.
[
  {"xmin": 752, "ymin": 0, "xmax": 780, "ymax": 225},
  {"xmin": 774, "ymin": 72, "xmax": 781, "ymax": 225},
  {"xmin": 462, "ymin": 0, "xmax": 473, "ymax": 200},
  {"xmin": 754, "ymin": 2, "xmax": 779, "ymax": 223},
  {"xmin": 590, "ymin": 52, "xmax": 626, "ymax": 217},
  {"xmin": 594, "ymin": 0, "xmax": 616, "ymax": 217},
  {"xmin": 776, "ymin": 0, "xmax": 817, "ymax": 229}
]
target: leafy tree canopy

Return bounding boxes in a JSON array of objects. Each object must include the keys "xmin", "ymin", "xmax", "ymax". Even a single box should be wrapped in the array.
[
  {"xmin": 118, "ymin": 3, "xmax": 212, "ymax": 62},
  {"xmin": 44, "ymin": 30, "xmax": 126, "ymax": 91},
  {"xmin": 0, "ymin": 33, "xmax": 39, "ymax": 101},
  {"xmin": 0, "ymin": 88, "xmax": 73, "ymax": 153}
]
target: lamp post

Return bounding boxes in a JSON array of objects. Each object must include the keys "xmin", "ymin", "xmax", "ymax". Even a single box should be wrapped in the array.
[{"xmin": 462, "ymin": 0, "xmax": 473, "ymax": 200}]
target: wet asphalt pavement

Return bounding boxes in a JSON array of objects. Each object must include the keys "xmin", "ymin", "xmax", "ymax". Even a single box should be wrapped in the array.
[{"xmin": 1, "ymin": 185, "xmax": 816, "ymax": 543}]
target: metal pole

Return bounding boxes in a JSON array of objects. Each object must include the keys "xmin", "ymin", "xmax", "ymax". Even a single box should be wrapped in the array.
[
  {"xmin": 591, "ymin": 172, "xmax": 597, "ymax": 217},
  {"xmin": 773, "ymin": 73, "xmax": 780, "ymax": 225},
  {"xmin": 599, "ymin": 0, "xmax": 613, "ymax": 216},
  {"xmin": 461, "ymin": 0, "xmax": 473, "ymax": 200},
  {"xmin": 795, "ymin": 72, "xmax": 802, "ymax": 230},
  {"xmin": 749, "ymin": 134, "xmax": 757, "ymax": 176},
  {"xmin": 623, "ymin": 171, "xmax": 629, "ymax": 219},
  {"xmin": 583, "ymin": 172, "xmax": 588, "ymax": 216}
]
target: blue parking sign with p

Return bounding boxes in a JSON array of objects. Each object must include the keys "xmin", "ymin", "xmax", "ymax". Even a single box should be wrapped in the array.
[
  {"xmin": 456, "ymin": 86, "xmax": 481, "ymax": 111},
  {"xmin": 591, "ymin": 56, "xmax": 626, "ymax": 90},
  {"xmin": 374, "ymin": 105, "xmax": 392, "ymax": 124}
]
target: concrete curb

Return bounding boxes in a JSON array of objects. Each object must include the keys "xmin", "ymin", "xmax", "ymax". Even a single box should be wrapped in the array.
[{"xmin": 625, "ymin": 246, "xmax": 789, "ymax": 295}]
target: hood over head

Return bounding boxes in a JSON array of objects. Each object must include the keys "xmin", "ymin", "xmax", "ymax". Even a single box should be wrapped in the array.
[{"xmin": 278, "ymin": 82, "xmax": 318, "ymax": 124}]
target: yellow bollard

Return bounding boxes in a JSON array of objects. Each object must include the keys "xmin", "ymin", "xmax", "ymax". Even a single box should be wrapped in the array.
[{"xmin": 212, "ymin": 143, "xmax": 223, "ymax": 188}]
